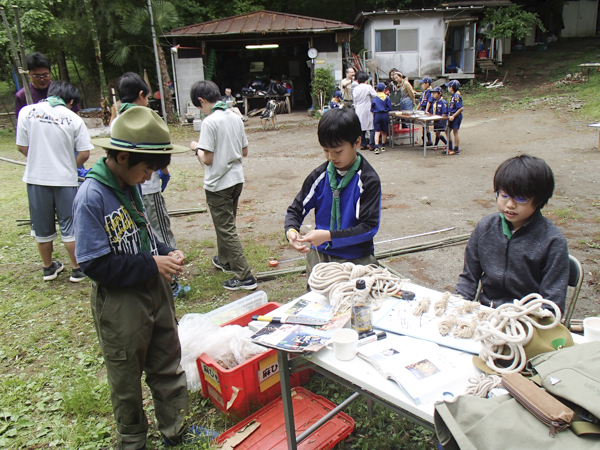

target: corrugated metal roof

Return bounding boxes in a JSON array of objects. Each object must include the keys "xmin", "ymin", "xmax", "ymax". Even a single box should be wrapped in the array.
[
  {"xmin": 164, "ymin": 10, "xmax": 354, "ymax": 37},
  {"xmin": 355, "ymin": 5, "xmax": 486, "ymax": 27}
]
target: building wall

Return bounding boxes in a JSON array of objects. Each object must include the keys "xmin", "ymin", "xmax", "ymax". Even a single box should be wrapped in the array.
[
  {"xmin": 364, "ymin": 13, "xmax": 446, "ymax": 78},
  {"xmin": 174, "ymin": 55, "xmax": 204, "ymax": 115},
  {"xmin": 314, "ymin": 44, "xmax": 344, "ymax": 86},
  {"xmin": 562, "ymin": 0, "xmax": 599, "ymax": 37}
]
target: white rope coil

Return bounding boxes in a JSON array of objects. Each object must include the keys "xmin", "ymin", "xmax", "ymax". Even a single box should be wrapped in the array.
[
  {"xmin": 308, "ymin": 262, "xmax": 404, "ymax": 314},
  {"xmin": 473, "ymin": 293, "xmax": 562, "ymax": 374},
  {"xmin": 466, "ymin": 373, "xmax": 503, "ymax": 398}
]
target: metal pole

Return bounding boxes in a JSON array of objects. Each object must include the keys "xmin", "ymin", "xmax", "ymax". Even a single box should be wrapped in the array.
[
  {"xmin": 0, "ymin": 7, "xmax": 31, "ymax": 105},
  {"xmin": 277, "ymin": 350, "xmax": 297, "ymax": 450},
  {"xmin": 12, "ymin": 6, "xmax": 32, "ymax": 105},
  {"xmin": 170, "ymin": 46, "xmax": 181, "ymax": 116},
  {"xmin": 147, "ymin": 0, "xmax": 167, "ymax": 123}
]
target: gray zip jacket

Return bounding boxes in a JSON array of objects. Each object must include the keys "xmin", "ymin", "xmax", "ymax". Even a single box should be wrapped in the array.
[{"xmin": 454, "ymin": 210, "xmax": 569, "ymax": 313}]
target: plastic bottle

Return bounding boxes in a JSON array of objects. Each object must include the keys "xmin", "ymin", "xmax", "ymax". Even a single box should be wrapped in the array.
[{"xmin": 351, "ymin": 279, "xmax": 372, "ymax": 333}]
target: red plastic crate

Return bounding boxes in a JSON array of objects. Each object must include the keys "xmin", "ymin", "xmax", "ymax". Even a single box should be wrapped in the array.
[
  {"xmin": 197, "ymin": 302, "xmax": 313, "ymax": 418},
  {"xmin": 214, "ymin": 387, "xmax": 355, "ymax": 449}
]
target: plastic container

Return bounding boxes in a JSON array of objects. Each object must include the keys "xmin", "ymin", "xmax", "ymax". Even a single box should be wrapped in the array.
[
  {"xmin": 393, "ymin": 126, "xmax": 420, "ymax": 145},
  {"xmin": 583, "ymin": 317, "xmax": 600, "ymax": 342},
  {"xmin": 197, "ymin": 302, "xmax": 313, "ymax": 417},
  {"xmin": 202, "ymin": 290, "xmax": 268, "ymax": 326},
  {"xmin": 214, "ymin": 387, "xmax": 355, "ymax": 449},
  {"xmin": 193, "ymin": 118, "xmax": 202, "ymax": 132}
]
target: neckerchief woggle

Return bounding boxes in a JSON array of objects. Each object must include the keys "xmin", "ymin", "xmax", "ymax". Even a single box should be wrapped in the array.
[
  {"xmin": 46, "ymin": 96, "xmax": 66, "ymax": 107},
  {"xmin": 328, "ymin": 155, "xmax": 361, "ymax": 230},
  {"xmin": 86, "ymin": 157, "xmax": 152, "ymax": 252}
]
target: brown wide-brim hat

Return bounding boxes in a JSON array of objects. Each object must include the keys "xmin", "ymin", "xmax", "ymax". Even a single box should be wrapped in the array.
[{"xmin": 91, "ymin": 107, "xmax": 188, "ymax": 154}]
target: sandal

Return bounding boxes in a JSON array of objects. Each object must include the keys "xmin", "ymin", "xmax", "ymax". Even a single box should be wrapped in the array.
[{"xmin": 447, "ymin": 149, "xmax": 460, "ymax": 155}]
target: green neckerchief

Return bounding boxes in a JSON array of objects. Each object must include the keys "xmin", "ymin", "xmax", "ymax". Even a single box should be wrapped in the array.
[
  {"xmin": 119, "ymin": 102, "xmax": 137, "ymax": 114},
  {"xmin": 328, "ymin": 155, "xmax": 361, "ymax": 230},
  {"xmin": 86, "ymin": 157, "xmax": 151, "ymax": 252},
  {"xmin": 500, "ymin": 213, "xmax": 513, "ymax": 240},
  {"xmin": 46, "ymin": 96, "xmax": 66, "ymax": 107},
  {"xmin": 211, "ymin": 101, "xmax": 227, "ymax": 113}
]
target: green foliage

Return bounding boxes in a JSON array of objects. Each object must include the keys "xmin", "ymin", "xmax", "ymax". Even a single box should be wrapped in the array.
[
  {"xmin": 483, "ymin": 5, "xmax": 546, "ymax": 40},
  {"xmin": 312, "ymin": 67, "xmax": 335, "ymax": 109}
]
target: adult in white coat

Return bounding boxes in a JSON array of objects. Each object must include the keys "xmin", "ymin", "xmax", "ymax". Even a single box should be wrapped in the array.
[{"xmin": 352, "ymin": 72, "xmax": 377, "ymax": 149}]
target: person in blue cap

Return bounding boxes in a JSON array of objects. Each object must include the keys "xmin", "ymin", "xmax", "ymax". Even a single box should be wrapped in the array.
[
  {"xmin": 371, "ymin": 83, "xmax": 392, "ymax": 154},
  {"xmin": 445, "ymin": 80, "xmax": 464, "ymax": 155},
  {"xmin": 417, "ymin": 76, "xmax": 433, "ymax": 146},
  {"xmin": 330, "ymin": 90, "xmax": 343, "ymax": 109},
  {"xmin": 429, "ymin": 87, "xmax": 449, "ymax": 152}
]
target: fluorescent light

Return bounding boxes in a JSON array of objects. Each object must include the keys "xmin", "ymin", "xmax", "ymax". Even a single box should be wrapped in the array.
[{"xmin": 246, "ymin": 44, "xmax": 279, "ymax": 49}]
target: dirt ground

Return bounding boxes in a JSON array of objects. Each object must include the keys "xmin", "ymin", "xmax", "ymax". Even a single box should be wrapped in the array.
[{"xmin": 160, "ymin": 101, "xmax": 600, "ymax": 322}]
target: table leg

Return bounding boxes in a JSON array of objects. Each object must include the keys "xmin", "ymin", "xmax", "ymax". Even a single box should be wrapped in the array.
[
  {"xmin": 278, "ymin": 350, "xmax": 297, "ymax": 450},
  {"xmin": 423, "ymin": 121, "xmax": 427, "ymax": 158},
  {"xmin": 286, "ymin": 96, "xmax": 291, "ymax": 113},
  {"xmin": 389, "ymin": 117, "xmax": 394, "ymax": 149},
  {"xmin": 244, "ymin": 97, "xmax": 248, "ymax": 116}
]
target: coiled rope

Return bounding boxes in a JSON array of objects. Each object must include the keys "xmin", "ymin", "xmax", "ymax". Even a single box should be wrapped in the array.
[
  {"xmin": 473, "ymin": 293, "xmax": 562, "ymax": 374},
  {"xmin": 308, "ymin": 262, "xmax": 404, "ymax": 314},
  {"xmin": 466, "ymin": 373, "xmax": 503, "ymax": 398}
]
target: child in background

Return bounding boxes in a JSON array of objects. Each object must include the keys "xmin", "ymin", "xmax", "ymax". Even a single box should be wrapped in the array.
[
  {"xmin": 428, "ymin": 87, "xmax": 449, "ymax": 152},
  {"xmin": 416, "ymin": 76, "xmax": 433, "ymax": 146},
  {"xmin": 454, "ymin": 155, "xmax": 569, "ymax": 313},
  {"xmin": 113, "ymin": 72, "xmax": 187, "ymax": 297},
  {"xmin": 330, "ymin": 91, "xmax": 343, "ymax": 109},
  {"xmin": 371, "ymin": 83, "xmax": 392, "ymax": 154},
  {"xmin": 445, "ymin": 80, "xmax": 464, "ymax": 155},
  {"xmin": 285, "ymin": 108, "xmax": 381, "ymax": 277}
]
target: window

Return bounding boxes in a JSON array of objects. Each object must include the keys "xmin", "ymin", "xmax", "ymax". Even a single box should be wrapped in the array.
[
  {"xmin": 375, "ymin": 29, "xmax": 396, "ymax": 52},
  {"xmin": 397, "ymin": 29, "xmax": 419, "ymax": 52}
]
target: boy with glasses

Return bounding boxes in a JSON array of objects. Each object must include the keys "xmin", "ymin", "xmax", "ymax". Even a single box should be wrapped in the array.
[
  {"xmin": 454, "ymin": 155, "xmax": 569, "ymax": 313},
  {"xmin": 15, "ymin": 52, "xmax": 80, "ymax": 118}
]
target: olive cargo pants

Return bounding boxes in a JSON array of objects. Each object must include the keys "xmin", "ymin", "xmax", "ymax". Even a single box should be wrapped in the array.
[
  {"xmin": 91, "ymin": 276, "xmax": 189, "ymax": 449},
  {"xmin": 205, "ymin": 183, "xmax": 252, "ymax": 280}
]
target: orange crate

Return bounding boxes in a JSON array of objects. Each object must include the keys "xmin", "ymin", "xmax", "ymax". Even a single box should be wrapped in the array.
[{"xmin": 197, "ymin": 302, "xmax": 313, "ymax": 417}]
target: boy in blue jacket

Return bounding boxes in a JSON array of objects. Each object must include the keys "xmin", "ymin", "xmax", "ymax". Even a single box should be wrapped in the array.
[
  {"xmin": 285, "ymin": 108, "xmax": 382, "ymax": 277},
  {"xmin": 454, "ymin": 155, "xmax": 569, "ymax": 313},
  {"xmin": 371, "ymin": 82, "xmax": 393, "ymax": 154},
  {"xmin": 429, "ymin": 87, "xmax": 449, "ymax": 152},
  {"xmin": 445, "ymin": 80, "xmax": 464, "ymax": 155}
]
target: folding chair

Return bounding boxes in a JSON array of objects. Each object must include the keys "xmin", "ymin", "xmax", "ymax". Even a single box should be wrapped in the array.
[{"xmin": 563, "ymin": 254, "xmax": 583, "ymax": 330}]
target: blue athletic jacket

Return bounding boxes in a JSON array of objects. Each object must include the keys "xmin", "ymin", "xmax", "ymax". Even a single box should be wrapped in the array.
[{"xmin": 285, "ymin": 154, "xmax": 381, "ymax": 259}]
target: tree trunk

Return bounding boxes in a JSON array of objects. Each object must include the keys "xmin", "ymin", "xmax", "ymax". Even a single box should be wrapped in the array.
[
  {"xmin": 83, "ymin": 0, "xmax": 108, "ymax": 118},
  {"xmin": 56, "ymin": 49, "xmax": 70, "ymax": 82},
  {"xmin": 157, "ymin": 42, "xmax": 174, "ymax": 123}
]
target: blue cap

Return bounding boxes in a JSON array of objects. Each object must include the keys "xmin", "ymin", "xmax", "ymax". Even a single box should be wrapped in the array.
[
  {"xmin": 417, "ymin": 76, "xmax": 432, "ymax": 84},
  {"xmin": 334, "ymin": 90, "xmax": 342, "ymax": 99},
  {"xmin": 431, "ymin": 86, "xmax": 443, "ymax": 94},
  {"xmin": 445, "ymin": 80, "xmax": 460, "ymax": 91},
  {"xmin": 375, "ymin": 83, "xmax": 386, "ymax": 91}
]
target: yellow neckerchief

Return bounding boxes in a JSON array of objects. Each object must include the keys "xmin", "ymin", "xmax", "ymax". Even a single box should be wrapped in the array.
[
  {"xmin": 377, "ymin": 92, "xmax": 387, "ymax": 100},
  {"xmin": 431, "ymin": 96, "xmax": 443, "ymax": 113}
]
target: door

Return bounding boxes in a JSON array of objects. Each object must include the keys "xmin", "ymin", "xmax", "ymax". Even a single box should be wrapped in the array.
[{"xmin": 462, "ymin": 22, "xmax": 476, "ymax": 74}]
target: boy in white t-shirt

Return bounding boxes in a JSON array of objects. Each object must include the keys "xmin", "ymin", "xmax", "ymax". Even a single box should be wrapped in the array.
[
  {"xmin": 16, "ymin": 81, "xmax": 93, "ymax": 282},
  {"xmin": 190, "ymin": 80, "xmax": 256, "ymax": 290}
]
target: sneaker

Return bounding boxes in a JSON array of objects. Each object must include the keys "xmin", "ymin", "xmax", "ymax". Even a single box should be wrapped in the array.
[
  {"xmin": 212, "ymin": 256, "xmax": 231, "ymax": 272},
  {"xmin": 43, "ymin": 261, "xmax": 64, "ymax": 281},
  {"xmin": 380, "ymin": 147, "xmax": 385, "ymax": 152},
  {"xmin": 374, "ymin": 148, "xmax": 380, "ymax": 154},
  {"xmin": 69, "ymin": 268, "xmax": 86, "ymax": 283},
  {"xmin": 163, "ymin": 425, "xmax": 219, "ymax": 446},
  {"xmin": 223, "ymin": 275, "xmax": 258, "ymax": 291},
  {"xmin": 171, "ymin": 282, "xmax": 191, "ymax": 298}
]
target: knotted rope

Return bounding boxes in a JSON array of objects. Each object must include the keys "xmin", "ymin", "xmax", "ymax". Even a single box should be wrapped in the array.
[
  {"xmin": 412, "ymin": 297, "xmax": 430, "ymax": 316},
  {"xmin": 473, "ymin": 293, "xmax": 562, "ymax": 374},
  {"xmin": 465, "ymin": 373, "xmax": 503, "ymax": 398},
  {"xmin": 308, "ymin": 262, "xmax": 404, "ymax": 314}
]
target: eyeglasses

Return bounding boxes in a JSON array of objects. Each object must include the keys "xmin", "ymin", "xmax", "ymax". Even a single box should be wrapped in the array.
[
  {"xmin": 31, "ymin": 73, "xmax": 50, "ymax": 79},
  {"xmin": 495, "ymin": 190, "xmax": 530, "ymax": 204}
]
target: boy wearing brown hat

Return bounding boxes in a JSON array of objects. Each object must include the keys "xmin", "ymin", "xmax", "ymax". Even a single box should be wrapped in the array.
[{"xmin": 73, "ymin": 107, "xmax": 205, "ymax": 448}]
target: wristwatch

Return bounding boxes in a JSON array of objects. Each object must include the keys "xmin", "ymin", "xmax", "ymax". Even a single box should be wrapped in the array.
[{"xmin": 194, "ymin": 147, "xmax": 200, "ymax": 156}]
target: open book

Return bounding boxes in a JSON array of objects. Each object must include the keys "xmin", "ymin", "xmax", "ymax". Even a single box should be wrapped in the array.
[
  {"xmin": 283, "ymin": 298, "xmax": 334, "ymax": 323},
  {"xmin": 358, "ymin": 335, "xmax": 474, "ymax": 405}
]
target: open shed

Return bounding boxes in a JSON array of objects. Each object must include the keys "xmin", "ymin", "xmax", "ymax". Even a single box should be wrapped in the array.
[{"xmin": 162, "ymin": 10, "xmax": 354, "ymax": 114}]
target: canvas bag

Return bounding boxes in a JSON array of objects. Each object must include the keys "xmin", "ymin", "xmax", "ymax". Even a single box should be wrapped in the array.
[{"xmin": 434, "ymin": 395, "xmax": 600, "ymax": 450}]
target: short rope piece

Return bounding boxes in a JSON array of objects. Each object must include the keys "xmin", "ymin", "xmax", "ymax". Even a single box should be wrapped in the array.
[
  {"xmin": 473, "ymin": 293, "xmax": 562, "ymax": 374},
  {"xmin": 466, "ymin": 373, "xmax": 503, "ymax": 398},
  {"xmin": 412, "ymin": 297, "xmax": 430, "ymax": 316}
]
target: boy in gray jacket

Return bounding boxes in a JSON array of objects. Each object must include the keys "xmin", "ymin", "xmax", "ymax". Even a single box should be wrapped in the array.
[{"xmin": 454, "ymin": 155, "xmax": 569, "ymax": 313}]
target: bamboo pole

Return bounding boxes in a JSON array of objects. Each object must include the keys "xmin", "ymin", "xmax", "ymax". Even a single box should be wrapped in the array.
[
  {"xmin": 0, "ymin": 156, "xmax": 26, "ymax": 166},
  {"xmin": 147, "ymin": 0, "xmax": 167, "ymax": 123},
  {"xmin": 12, "ymin": 6, "xmax": 32, "ymax": 105},
  {"xmin": 0, "ymin": 7, "xmax": 31, "ymax": 104},
  {"xmin": 83, "ymin": 0, "xmax": 108, "ymax": 101}
]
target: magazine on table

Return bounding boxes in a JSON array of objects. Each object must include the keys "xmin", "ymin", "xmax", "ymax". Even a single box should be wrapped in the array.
[
  {"xmin": 358, "ymin": 335, "xmax": 473, "ymax": 405},
  {"xmin": 283, "ymin": 298, "xmax": 335, "ymax": 322},
  {"xmin": 250, "ymin": 311, "xmax": 350, "ymax": 353}
]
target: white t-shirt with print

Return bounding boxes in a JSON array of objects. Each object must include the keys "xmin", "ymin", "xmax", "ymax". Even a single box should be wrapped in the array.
[
  {"xmin": 17, "ymin": 101, "xmax": 93, "ymax": 187},
  {"xmin": 198, "ymin": 109, "xmax": 248, "ymax": 192}
]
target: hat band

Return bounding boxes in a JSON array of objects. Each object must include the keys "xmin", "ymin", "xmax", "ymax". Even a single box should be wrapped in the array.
[{"xmin": 110, "ymin": 137, "xmax": 171, "ymax": 150}]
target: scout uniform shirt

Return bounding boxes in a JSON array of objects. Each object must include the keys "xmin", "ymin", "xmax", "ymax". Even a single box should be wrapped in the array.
[
  {"xmin": 449, "ymin": 91, "xmax": 463, "ymax": 120},
  {"xmin": 430, "ymin": 97, "xmax": 449, "ymax": 129}
]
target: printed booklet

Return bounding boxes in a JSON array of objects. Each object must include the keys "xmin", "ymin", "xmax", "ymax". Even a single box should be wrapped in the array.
[{"xmin": 357, "ymin": 335, "xmax": 474, "ymax": 405}]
